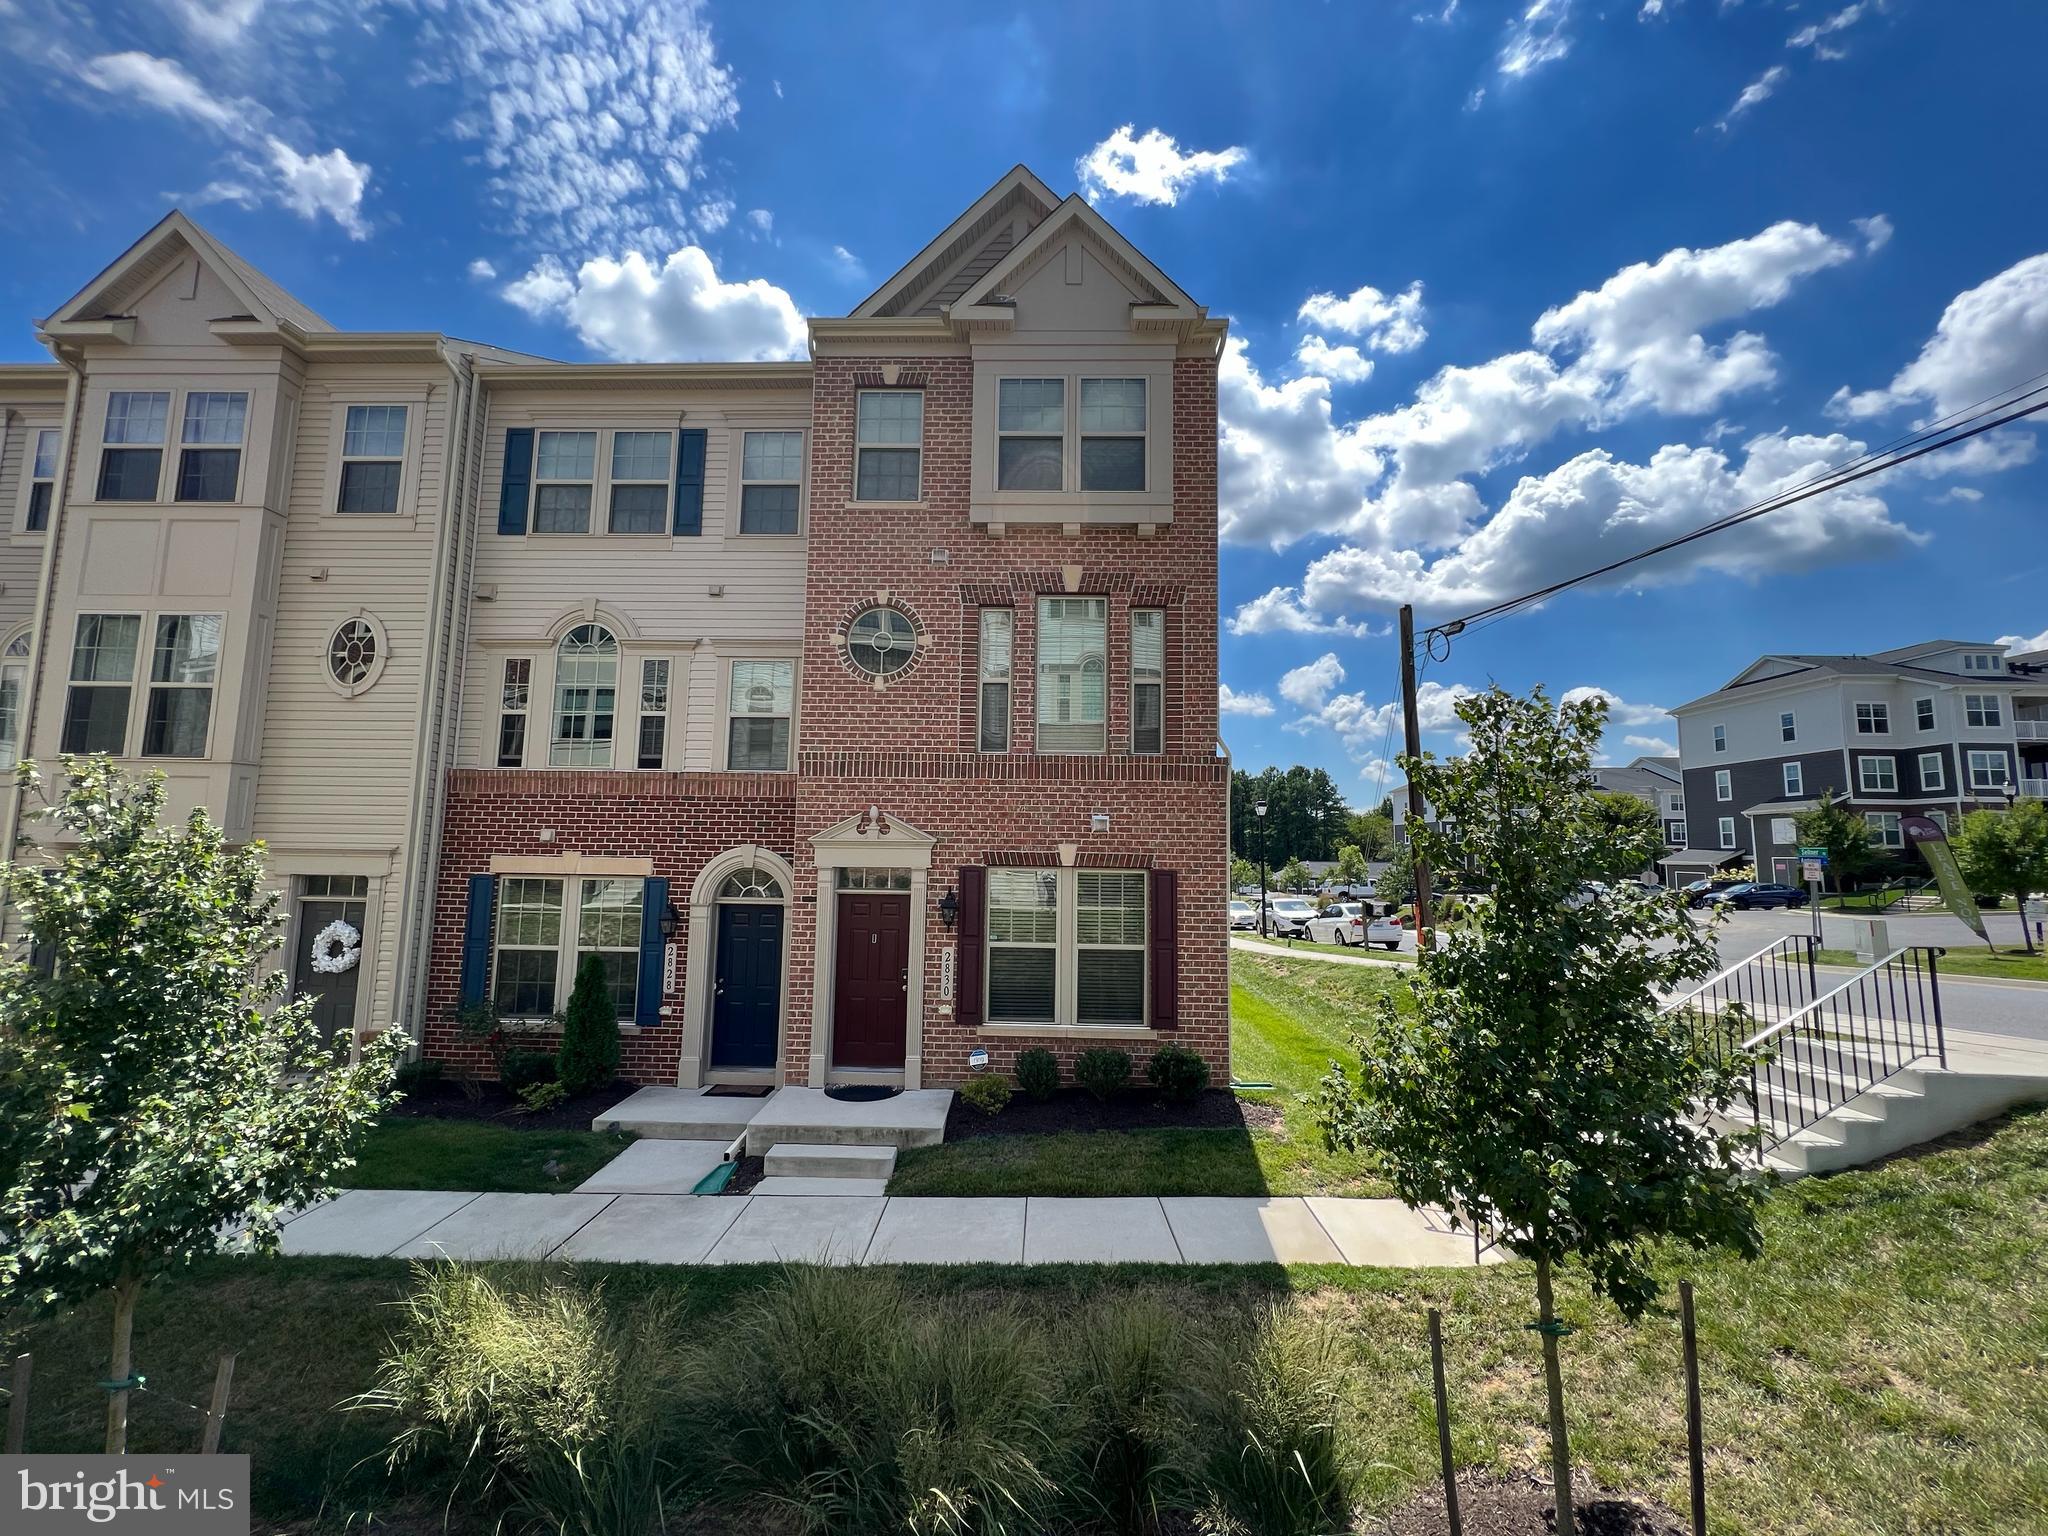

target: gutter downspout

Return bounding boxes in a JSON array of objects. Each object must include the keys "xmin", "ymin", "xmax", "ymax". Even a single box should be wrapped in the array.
[{"xmin": 1, "ymin": 348, "xmax": 83, "ymax": 933}]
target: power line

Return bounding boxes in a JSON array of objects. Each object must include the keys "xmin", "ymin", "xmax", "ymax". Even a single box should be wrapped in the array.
[{"xmin": 1422, "ymin": 369, "xmax": 2048, "ymax": 650}]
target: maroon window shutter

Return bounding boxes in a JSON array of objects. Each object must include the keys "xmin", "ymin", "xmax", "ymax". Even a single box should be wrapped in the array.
[
  {"xmin": 956, "ymin": 866, "xmax": 987, "ymax": 1027},
  {"xmin": 1149, "ymin": 868, "xmax": 1179, "ymax": 1030}
]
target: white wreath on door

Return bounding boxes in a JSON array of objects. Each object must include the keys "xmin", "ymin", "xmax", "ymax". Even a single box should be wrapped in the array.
[{"xmin": 309, "ymin": 918, "xmax": 362, "ymax": 976}]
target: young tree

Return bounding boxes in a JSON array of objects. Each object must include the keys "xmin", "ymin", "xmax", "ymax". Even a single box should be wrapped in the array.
[
  {"xmin": 0, "ymin": 760, "xmax": 400, "ymax": 1452},
  {"xmin": 1586, "ymin": 791, "xmax": 1662, "ymax": 880},
  {"xmin": 1229, "ymin": 855, "xmax": 1261, "ymax": 894},
  {"xmin": 1274, "ymin": 856, "xmax": 1313, "ymax": 895},
  {"xmin": 1332, "ymin": 843, "xmax": 1372, "ymax": 889},
  {"xmin": 556, "ymin": 952, "xmax": 623, "ymax": 1095},
  {"xmin": 1345, "ymin": 810, "xmax": 1395, "ymax": 861},
  {"xmin": 1374, "ymin": 847, "xmax": 1414, "ymax": 910},
  {"xmin": 1954, "ymin": 800, "xmax": 2048, "ymax": 954},
  {"xmin": 1794, "ymin": 790, "xmax": 1880, "ymax": 893},
  {"xmin": 1313, "ymin": 689, "xmax": 1766, "ymax": 1534}
]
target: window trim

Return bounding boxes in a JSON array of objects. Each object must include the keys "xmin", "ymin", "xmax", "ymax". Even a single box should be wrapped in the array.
[
  {"xmin": 1714, "ymin": 768, "xmax": 1731, "ymax": 802},
  {"xmin": 723, "ymin": 655, "xmax": 798, "ymax": 772},
  {"xmin": 977, "ymin": 608, "xmax": 1013, "ymax": 754},
  {"xmin": 1857, "ymin": 755, "xmax": 1898, "ymax": 794},
  {"xmin": 325, "ymin": 394, "xmax": 425, "ymax": 521},
  {"xmin": 605, "ymin": 429, "xmax": 673, "ymax": 536},
  {"xmin": 1962, "ymin": 651, "xmax": 2001, "ymax": 674},
  {"xmin": 736, "ymin": 427, "xmax": 806, "ymax": 537},
  {"xmin": 1854, "ymin": 700, "xmax": 1890, "ymax": 736},
  {"xmin": 852, "ymin": 389, "xmax": 924, "ymax": 504},
  {"xmin": 1712, "ymin": 723, "xmax": 1726, "ymax": 753},
  {"xmin": 983, "ymin": 866, "xmax": 1151, "ymax": 1030},
  {"xmin": 1717, "ymin": 816, "xmax": 1737, "ymax": 851},
  {"xmin": 529, "ymin": 428, "xmax": 600, "ymax": 536},
  {"xmin": 1967, "ymin": 749, "xmax": 2011, "ymax": 791},
  {"xmin": 970, "ymin": 359, "xmax": 1173, "ymax": 525},
  {"xmin": 1078, "ymin": 377, "xmax": 1149, "ymax": 494},
  {"xmin": 173, "ymin": 390, "xmax": 249, "ymax": 505},
  {"xmin": 1864, "ymin": 811, "xmax": 1904, "ymax": 850},
  {"xmin": 489, "ymin": 874, "xmax": 649, "ymax": 1025},
  {"xmin": 1915, "ymin": 696, "xmax": 1936, "ymax": 732},
  {"xmin": 60, "ymin": 611, "xmax": 145, "ymax": 756},
  {"xmin": 1779, "ymin": 711, "xmax": 1796, "ymax": 744},
  {"xmin": 95, "ymin": 389, "xmax": 172, "ymax": 504},
  {"xmin": 1963, "ymin": 692, "xmax": 2004, "ymax": 730},
  {"xmin": 1782, "ymin": 761, "xmax": 1803, "ymax": 797},
  {"xmin": 549, "ymin": 622, "xmax": 618, "ymax": 768},
  {"xmin": 1918, "ymin": 751, "xmax": 1945, "ymax": 792},
  {"xmin": 995, "ymin": 377, "xmax": 1066, "ymax": 494},
  {"xmin": 1036, "ymin": 595, "xmax": 1109, "ymax": 755},
  {"xmin": 0, "ymin": 629, "xmax": 31, "ymax": 771}
]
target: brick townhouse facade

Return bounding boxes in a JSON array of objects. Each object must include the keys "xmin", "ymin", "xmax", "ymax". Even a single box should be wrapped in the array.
[{"xmin": 3, "ymin": 166, "xmax": 1231, "ymax": 1090}]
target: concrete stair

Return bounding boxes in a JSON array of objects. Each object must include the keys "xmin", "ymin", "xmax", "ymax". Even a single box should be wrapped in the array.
[
  {"xmin": 766, "ymin": 1142, "xmax": 899, "ymax": 1181},
  {"xmin": 591, "ymin": 1088, "xmax": 763, "ymax": 1142},
  {"xmin": 740, "ymin": 1087, "xmax": 952, "ymax": 1156}
]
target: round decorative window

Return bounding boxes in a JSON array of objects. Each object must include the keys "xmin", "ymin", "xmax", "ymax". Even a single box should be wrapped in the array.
[
  {"xmin": 323, "ymin": 614, "xmax": 388, "ymax": 697},
  {"xmin": 845, "ymin": 607, "xmax": 918, "ymax": 677}
]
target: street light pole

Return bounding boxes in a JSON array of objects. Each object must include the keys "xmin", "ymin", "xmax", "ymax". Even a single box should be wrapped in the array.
[{"xmin": 1256, "ymin": 799, "xmax": 1270, "ymax": 938}]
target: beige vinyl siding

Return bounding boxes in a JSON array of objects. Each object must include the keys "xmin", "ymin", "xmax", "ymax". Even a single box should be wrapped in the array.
[
  {"xmin": 458, "ymin": 386, "xmax": 809, "ymax": 770},
  {"xmin": 0, "ymin": 407, "xmax": 62, "ymax": 639}
]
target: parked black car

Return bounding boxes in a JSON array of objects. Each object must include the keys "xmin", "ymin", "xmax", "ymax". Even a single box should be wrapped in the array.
[
  {"xmin": 1680, "ymin": 878, "xmax": 1746, "ymax": 909},
  {"xmin": 1709, "ymin": 882, "xmax": 1811, "ymax": 910}
]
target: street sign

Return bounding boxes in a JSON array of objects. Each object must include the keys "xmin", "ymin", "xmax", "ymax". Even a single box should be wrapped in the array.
[
  {"xmin": 1796, "ymin": 846, "xmax": 1829, "ymax": 864},
  {"xmin": 1801, "ymin": 859, "xmax": 1824, "ymax": 882}
]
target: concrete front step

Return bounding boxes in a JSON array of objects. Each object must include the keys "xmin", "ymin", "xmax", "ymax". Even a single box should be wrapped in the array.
[
  {"xmin": 765, "ymin": 1142, "xmax": 899, "ymax": 1181},
  {"xmin": 741, "ymin": 1087, "xmax": 953, "ymax": 1156},
  {"xmin": 592, "ymin": 1087, "xmax": 766, "ymax": 1143}
]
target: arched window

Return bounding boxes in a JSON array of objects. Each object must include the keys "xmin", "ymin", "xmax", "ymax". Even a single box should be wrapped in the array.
[
  {"xmin": 0, "ymin": 631, "xmax": 27, "ymax": 770},
  {"xmin": 718, "ymin": 869, "xmax": 784, "ymax": 901},
  {"xmin": 551, "ymin": 624, "xmax": 617, "ymax": 766}
]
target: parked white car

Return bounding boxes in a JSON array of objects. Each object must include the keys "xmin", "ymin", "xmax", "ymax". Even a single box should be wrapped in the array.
[
  {"xmin": 1228, "ymin": 899, "xmax": 1259, "ymax": 930},
  {"xmin": 1261, "ymin": 897, "xmax": 1318, "ymax": 936},
  {"xmin": 1306, "ymin": 901, "xmax": 1405, "ymax": 950}
]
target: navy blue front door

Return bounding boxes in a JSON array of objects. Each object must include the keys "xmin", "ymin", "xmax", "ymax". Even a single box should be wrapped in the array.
[{"xmin": 710, "ymin": 903, "xmax": 783, "ymax": 1068}]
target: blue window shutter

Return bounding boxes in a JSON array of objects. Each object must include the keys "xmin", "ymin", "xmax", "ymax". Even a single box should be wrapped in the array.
[
  {"xmin": 673, "ymin": 428, "xmax": 706, "ymax": 535},
  {"xmin": 637, "ymin": 877, "xmax": 670, "ymax": 1027},
  {"xmin": 460, "ymin": 875, "xmax": 496, "ymax": 1006},
  {"xmin": 498, "ymin": 428, "xmax": 533, "ymax": 535}
]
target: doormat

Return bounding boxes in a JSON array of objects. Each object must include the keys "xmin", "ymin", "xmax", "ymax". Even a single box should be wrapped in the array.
[
  {"xmin": 704, "ymin": 1085, "xmax": 775, "ymax": 1098},
  {"xmin": 825, "ymin": 1085, "xmax": 901, "ymax": 1103}
]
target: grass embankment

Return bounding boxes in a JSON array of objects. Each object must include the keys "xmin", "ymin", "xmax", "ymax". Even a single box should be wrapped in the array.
[
  {"xmin": 886, "ymin": 950, "xmax": 1404, "ymax": 1198},
  {"xmin": 6, "ymin": 1109, "xmax": 2046, "ymax": 1533},
  {"xmin": 341, "ymin": 1117, "xmax": 634, "ymax": 1193},
  {"xmin": 1233, "ymin": 932, "xmax": 1415, "ymax": 962},
  {"xmin": 1817, "ymin": 946, "xmax": 2048, "ymax": 983}
]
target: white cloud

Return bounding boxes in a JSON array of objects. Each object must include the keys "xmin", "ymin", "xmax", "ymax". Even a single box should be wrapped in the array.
[
  {"xmin": 1229, "ymin": 587, "xmax": 1379, "ymax": 639},
  {"xmin": 1788, "ymin": 3, "xmax": 1869, "ymax": 56},
  {"xmin": 1938, "ymin": 485, "xmax": 1984, "ymax": 503},
  {"xmin": 1219, "ymin": 684, "xmax": 1276, "ymax": 718},
  {"xmin": 1561, "ymin": 685, "xmax": 1672, "ymax": 727},
  {"xmin": 1498, "ymin": 0, "xmax": 1573, "ymax": 77},
  {"xmin": 265, "ymin": 139, "xmax": 371, "ymax": 239},
  {"xmin": 831, "ymin": 244, "xmax": 866, "ymax": 281},
  {"xmin": 1216, "ymin": 337, "xmax": 1390, "ymax": 547},
  {"xmin": 1999, "ymin": 628, "xmax": 2048, "ymax": 655},
  {"xmin": 746, "ymin": 208, "xmax": 774, "ymax": 237},
  {"xmin": 468, "ymin": 258, "xmax": 497, "ymax": 280},
  {"xmin": 1278, "ymin": 653, "xmax": 1477, "ymax": 774},
  {"xmin": 695, "ymin": 199, "xmax": 734, "ymax": 235},
  {"xmin": 1834, "ymin": 252, "xmax": 2048, "ymax": 420},
  {"xmin": 1854, "ymin": 214, "xmax": 1893, "ymax": 253},
  {"xmin": 1625, "ymin": 735, "xmax": 1677, "ymax": 755},
  {"xmin": 1715, "ymin": 64, "xmax": 1789, "ymax": 131},
  {"xmin": 1298, "ymin": 281, "xmax": 1427, "ymax": 353},
  {"xmin": 503, "ymin": 246, "xmax": 806, "ymax": 363},
  {"xmin": 1280, "ymin": 654, "xmax": 1347, "ymax": 711},
  {"xmin": 77, "ymin": 51, "xmax": 239, "ymax": 130},
  {"xmin": 168, "ymin": 0, "xmax": 265, "ymax": 46},
  {"xmin": 1076, "ymin": 125, "xmax": 1249, "ymax": 206},
  {"xmin": 1293, "ymin": 335, "xmax": 1374, "ymax": 384}
]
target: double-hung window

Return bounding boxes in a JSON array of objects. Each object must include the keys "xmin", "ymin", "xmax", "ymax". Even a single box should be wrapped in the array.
[
  {"xmin": 1130, "ymin": 608, "xmax": 1164, "ymax": 754},
  {"xmin": 175, "ymin": 392, "xmax": 246, "ymax": 502},
  {"xmin": 986, "ymin": 869, "xmax": 1059, "ymax": 1023},
  {"xmin": 1865, "ymin": 812, "xmax": 1903, "ymax": 849},
  {"xmin": 728, "ymin": 659, "xmax": 793, "ymax": 770},
  {"xmin": 1858, "ymin": 756, "xmax": 1897, "ymax": 793},
  {"xmin": 1967, "ymin": 750, "xmax": 2010, "ymax": 791},
  {"xmin": 1915, "ymin": 697, "xmax": 1936, "ymax": 731},
  {"xmin": 637, "ymin": 658, "xmax": 670, "ymax": 768},
  {"xmin": 26, "ymin": 428, "xmax": 58, "ymax": 531},
  {"xmin": 0, "ymin": 634, "xmax": 29, "ymax": 770},
  {"xmin": 1712, "ymin": 724, "xmax": 1726, "ymax": 753},
  {"xmin": 1919, "ymin": 752, "xmax": 1945, "ymax": 792},
  {"xmin": 1782, "ymin": 762, "xmax": 1803, "ymax": 796},
  {"xmin": 1855, "ymin": 702, "xmax": 1889, "ymax": 735},
  {"xmin": 978, "ymin": 609, "xmax": 1012, "ymax": 752},
  {"xmin": 1717, "ymin": 816, "xmax": 1736, "ymax": 850},
  {"xmin": 533, "ymin": 431, "xmax": 597, "ymax": 533},
  {"xmin": 1665, "ymin": 820, "xmax": 1685, "ymax": 846},
  {"xmin": 1079, "ymin": 379, "xmax": 1146, "ymax": 491},
  {"xmin": 739, "ymin": 431, "xmax": 802, "ymax": 534},
  {"xmin": 1075, "ymin": 871, "xmax": 1147, "ymax": 1026},
  {"xmin": 492, "ymin": 877, "xmax": 565, "ymax": 1016},
  {"xmin": 98, "ymin": 391, "xmax": 169, "ymax": 501},
  {"xmin": 997, "ymin": 379, "xmax": 1064, "ymax": 490},
  {"xmin": 550, "ymin": 624, "xmax": 616, "ymax": 766},
  {"xmin": 855, "ymin": 392, "xmax": 922, "ymax": 501},
  {"xmin": 1779, "ymin": 712, "xmax": 1797, "ymax": 743},
  {"xmin": 1964, "ymin": 693, "xmax": 2003, "ymax": 729},
  {"xmin": 1037, "ymin": 597, "xmax": 1107, "ymax": 753},
  {"xmin": 338, "ymin": 405, "xmax": 407, "ymax": 513},
  {"xmin": 142, "ymin": 614, "xmax": 221, "ymax": 757},
  {"xmin": 574, "ymin": 877, "xmax": 644, "ymax": 1020},
  {"xmin": 61, "ymin": 614, "xmax": 141, "ymax": 753},
  {"xmin": 497, "ymin": 658, "xmax": 531, "ymax": 767},
  {"xmin": 1714, "ymin": 768, "xmax": 1731, "ymax": 802},
  {"xmin": 608, "ymin": 431, "xmax": 671, "ymax": 533},
  {"xmin": 491, "ymin": 877, "xmax": 647, "ymax": 1020}
]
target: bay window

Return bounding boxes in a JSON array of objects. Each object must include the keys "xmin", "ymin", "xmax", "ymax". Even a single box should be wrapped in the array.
[
  {"xmin": 61, "ymin": 613, "xmax": 141, "ymax": 753},
  {"xmin": 142, "ymin": 614, "xmax": 221, "ymax": 757},
  {"xmin": 97, "ymin": 391, "xmax": 168, "ymax": 501},
  {"xmin": 997, "ymin": 379, "xmax": 1064, "ymax": 490},
  {"xmin": 1037, "ymin": 596, "xmax": 1106, "ymax": 753},
  {"xmin": 1079, "ymin": 378, "xmax": 1146, "ymax": 491},
  {"xmin": 175, "ymin": 391, "xmax": 246, "ymax": 502}
]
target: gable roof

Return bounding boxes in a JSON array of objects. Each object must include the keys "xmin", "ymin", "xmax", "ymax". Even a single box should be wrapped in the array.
[
  {"xmin": 949, "ymin": 193, "xmax": 1201, "ymax": 325},
  {"xmin": 852, "ymin": 165, "xmax": 1060, "ymax": 319},
  {"xmin": 42, "ymin": 210, "xmax": 332, "ymax": 336},
  {"xmin": 1672, "ymin": 644, "xmax": 2031, "ymax": 713}
]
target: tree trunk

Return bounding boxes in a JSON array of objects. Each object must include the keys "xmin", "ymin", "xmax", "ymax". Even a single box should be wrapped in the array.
[
  {"xmin": 1536, "ymin": 1255, "xmax": 1575, "ymax": 1536},
  {"xmin": 103, "ymin": 1269, "xmax": 141, "ymax": 1455}
]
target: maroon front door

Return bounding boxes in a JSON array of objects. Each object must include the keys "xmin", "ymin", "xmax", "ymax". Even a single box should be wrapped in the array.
[{"xmin": 834, "ymin": 892, "xmax": 909, "ymax": 1069}]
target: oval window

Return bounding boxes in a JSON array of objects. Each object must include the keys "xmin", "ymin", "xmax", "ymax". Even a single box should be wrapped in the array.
[{"xmin": 846, "ymin": 607, "xmax": 917, "ymax": 676}]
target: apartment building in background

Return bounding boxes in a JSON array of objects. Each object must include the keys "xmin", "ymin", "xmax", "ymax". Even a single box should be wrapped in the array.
[
  {"xmin": 0, "ymin": 166, "xmax": 1232, "ymax": 1090},
  {"xmin": 1665, "ymin": 640, "xmax": 2046, "ymax": 888}
]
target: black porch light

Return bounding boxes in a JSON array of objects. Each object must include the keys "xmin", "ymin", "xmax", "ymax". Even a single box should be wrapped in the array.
[
  {"xmin": 937, "ymin": 886, "xmax": 960, "ymax": 930},
  {"xmin": 659, "ymin": 901, "xmax": 682, "ymax": 941}
]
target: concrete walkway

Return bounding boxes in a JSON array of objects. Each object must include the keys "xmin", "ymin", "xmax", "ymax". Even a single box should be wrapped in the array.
[
  {"xmin": 1231, "ymin": 935, "xmax": 1413, "ymax": 969},
  {"xmin": 258, "ymin": 1188, "xmax": 1505, "ymax": 1269}
]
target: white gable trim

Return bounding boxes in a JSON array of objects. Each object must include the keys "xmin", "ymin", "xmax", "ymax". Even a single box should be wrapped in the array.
[
  {"xmin": 951, "ymin": 196, "xmax": 1201, "ymax": 326},
  {"xmin": 851, "ymin": 165, "xmax": 1060, "ymax": 319}
]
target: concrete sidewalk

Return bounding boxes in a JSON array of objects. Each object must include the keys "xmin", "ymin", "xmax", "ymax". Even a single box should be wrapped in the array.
[{"xmin": 259, "ymin": 1188, "xmax": 1506, "ymax": 1269}]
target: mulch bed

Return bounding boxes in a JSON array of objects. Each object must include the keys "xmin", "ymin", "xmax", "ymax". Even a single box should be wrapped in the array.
[
  {"xmin": 944, "ymin": 1086, "xmax": 1282, "ymax": 1141},
  {"xmin": 1378, "ymin": 1471, "xmax": 1689, "ymax": 1535},
  {"xmin": 724, "ymin": 1155, "xmax": 767, "ymax": 1194},
  {"xmin": 383, "ymin": 1078, "xmax": 639, "ymax": 1133}
]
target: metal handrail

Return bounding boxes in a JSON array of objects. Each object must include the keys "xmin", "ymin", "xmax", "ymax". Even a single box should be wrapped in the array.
[{"xmin": 1663, "ymin": 933, "xmax": 1819, "ymax": 1017}]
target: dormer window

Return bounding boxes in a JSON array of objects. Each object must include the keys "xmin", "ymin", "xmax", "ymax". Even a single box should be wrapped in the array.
[{"xmin": 1962, "ymin": 651, "xmax": 2002, "ymax": 673}]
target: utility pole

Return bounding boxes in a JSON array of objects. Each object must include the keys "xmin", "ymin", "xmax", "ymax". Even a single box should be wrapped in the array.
[
  {"xmin": 1256, "ymin": 799, "xmax": 1270, "ymax": 937},
  {"xmin": 1399, "ymin": 604, "xmax": 1435, "ymax": 947}
]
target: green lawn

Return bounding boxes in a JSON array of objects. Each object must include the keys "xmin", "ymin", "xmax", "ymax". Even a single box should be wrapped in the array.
[
  {"xmin": 887, "ymin": 950, "xmax": 1401, "ymax": 1197},
  {"xmin": 1817, "ymin": 945, "xmax": 2048, "ymax": 983},
  {"xmin": 341, "ymin": 1115, "xmax": 635, "ymax": 1193},
  {"xmin": 1234, "ymin": 932, "xmax": 1414, "ymax": 963},
  {"xmin": 7, "ymin": 1110, "xmax": 2046, "ymax": 1533}
]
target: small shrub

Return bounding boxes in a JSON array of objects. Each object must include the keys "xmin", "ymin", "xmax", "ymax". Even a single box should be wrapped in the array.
[
  {"xmin": 1014, "ymin": 1047, "xmax": 1060, "ymax": 1102},
  {"xmin": 1191, "ymin": 1308, "xmax": 1356, "ymax": 1536},
  {"xmin": 392, "ymin": 1058, "xmax": 443, "ymax": 1097},
  {"xmin": 957, "ymin": 1073, "xmax": 1014, "ymax": 1116},
  {"xmin": 1145, "ymin": 1044, "xmax": 1209, "ymax": 1105},
  {"xmin": 518, "ymin": 1080, "xmax": 569, "ymax": 1113},
  {"xmin": 1060, "ymin": 1298, "xmax": 1194, "ymax": 1534},
  {"xmin": 1075, "ymin": 1048, "xmax": 1133, "ymax": 1103},
  {"xmin": 556, "ymin": 954, "xmax": 621, "ymax": 1096},
  {"xmin": 500, "ymin": 1048, "xmax": 558, "ymax": 1095}
]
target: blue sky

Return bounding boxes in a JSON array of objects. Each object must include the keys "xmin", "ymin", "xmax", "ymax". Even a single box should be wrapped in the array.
[{"xmin": 4, "ymin": 0, "xmax": 2045, "ymax": 807}]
